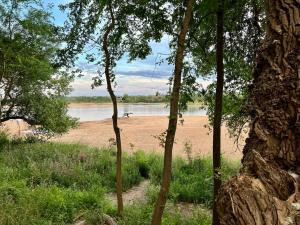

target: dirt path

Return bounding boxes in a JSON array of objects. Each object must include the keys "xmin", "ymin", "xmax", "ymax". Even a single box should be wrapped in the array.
[
  {"xmin": 106, "ymin": 180, "xmax": 150, "ymax": 205},
  {"xmin": 74, "ymin": 180, "xmax": 209, "ymax": 224},
  {"xmin": 106, "ymin": 180, "xmax": 210, "ymax": 217}
]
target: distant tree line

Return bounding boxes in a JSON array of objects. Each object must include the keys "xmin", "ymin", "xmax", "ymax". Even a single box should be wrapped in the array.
[{"xmin": 65, "ymin": 94, "xmax": 202, "ymax": 104}]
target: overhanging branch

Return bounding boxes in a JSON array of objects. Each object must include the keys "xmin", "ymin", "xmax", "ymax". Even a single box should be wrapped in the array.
[{"xmin": 1, "ymin": 116, "xmax": 38, "ymax": 125}]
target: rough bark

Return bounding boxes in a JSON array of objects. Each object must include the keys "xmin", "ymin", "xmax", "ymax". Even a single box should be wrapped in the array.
[
  {"xmin": 102, "ymin": 4, "xmax": 123, "ymax": 216},
  {"xmin": 212, "ymin": 0, "xmax": 224, "ymax": 225},
  {"xmin": 217, "ymin": 1, "xmax": 300, "ymax": 224},
  {"xmin": 151, "ymin": 1, "xmax": 194, "ymax": 225}
]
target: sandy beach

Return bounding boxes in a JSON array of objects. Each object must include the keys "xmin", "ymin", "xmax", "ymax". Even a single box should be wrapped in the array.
[
  {"xmin": 54, "ymin": 116, "xmax": 244, "ymax": 160},
  {"xmin": 2, "ymin": 103, "xmax": 245, "ymax": 160}
]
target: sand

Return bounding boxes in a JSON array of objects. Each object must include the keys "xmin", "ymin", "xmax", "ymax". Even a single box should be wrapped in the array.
[
  {"xmin": 54, "ymin": 116, "xmax": 244, "ymax": 160},
  {"xmin": 1, "ymin": 120, "xmax": 31, "ymax": 137},
  {"xmin": 2, "ymin": 108, "xmax": 245, "ymax": 160}
]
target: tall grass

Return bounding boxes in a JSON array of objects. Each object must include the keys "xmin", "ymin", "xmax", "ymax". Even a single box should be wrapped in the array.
[
  {"xmin": 0, "ymin": 142, "xmax": 142, "ymax": 224},
  {"xmin": 133, "ymin": 151, "xmax": 240, "ymax": 208},
  {"xmin": 0, "ymin": 142, "xmax": 143, "ymax": 192},
  {"xmin": 0, "ymin": 140, "xmax": 240, "ymax": 224},
  {"xmin": 118, "ymin": 202, "xmax": 212, "ymax": 225},
  {"xmin": 0, "ymin": 182, "xmax": 106, "ymax": 225}
]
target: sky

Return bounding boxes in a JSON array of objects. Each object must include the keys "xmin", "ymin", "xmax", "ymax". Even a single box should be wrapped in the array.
[
  {"xmin": 45, "ymin": 0, "xmax": 210, "ymax": 96},
  {"xmin": 72, "ymin": 36, "xmax": 175, "ymax": 96}
]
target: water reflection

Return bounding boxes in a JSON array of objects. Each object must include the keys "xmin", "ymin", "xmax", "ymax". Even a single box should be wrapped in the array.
[{"xmin": 68, "ymin": 103, "xmax": 206, "ymax": 121}]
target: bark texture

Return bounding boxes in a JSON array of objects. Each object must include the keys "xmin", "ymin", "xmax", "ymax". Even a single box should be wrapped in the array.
[
  {"xmin": 103, "ymin": 4, "xmax": 123, "ymax": 216},
  {"xmin": 212, "ymin": 0, "xmax": 224, "ymax": 225},
  {"xmin": 151, "ymin": 1, "xmax": 194, "ymax": 224},
  {"xmin": 217, "ymin": 0, "xmax": 300, "ymax": 224}
]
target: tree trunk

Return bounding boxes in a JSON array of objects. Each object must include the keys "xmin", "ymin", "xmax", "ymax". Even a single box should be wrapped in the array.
[
  {"xmin": 151, "ymin": 1, "xmax": 194, "ymax": 225},
  {"xmin": 212, "ymin": 0, "xmax": 224, "ymax": 225},
  {"xmin": 103, "ymin": 4, "xmax": 123, "ymax": 216},
  {"xmin": 217, "ymin": 1, "xmax": 300, "ymax": 224}
]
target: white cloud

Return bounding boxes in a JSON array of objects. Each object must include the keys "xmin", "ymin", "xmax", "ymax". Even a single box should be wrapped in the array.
[
  {"xmin": 69, "ymin": 72, "xmax": 212, "ymax": 96},
  {"xmin": 69, "ymin": 74, "xmax": 170, "ymax": 96}
]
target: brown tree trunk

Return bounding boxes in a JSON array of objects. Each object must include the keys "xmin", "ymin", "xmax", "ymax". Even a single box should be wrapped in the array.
[
  {"xmin": 217, "ymin": 1, "xmax": 300, "ymax": 224},
  {"xmin": 151, "ymin": 1, "xmax": 194, "ymax": 225},
  {"xmin": 212, "ymin": 0, "xmax": 224, "ymax": 225},
  {"xmin": 0, "ymin": 51, "xmax": 4, "ymax": 125},
  {"xmin": 103, "ymin": 4, "xmax": 123, "ymax": 216}
]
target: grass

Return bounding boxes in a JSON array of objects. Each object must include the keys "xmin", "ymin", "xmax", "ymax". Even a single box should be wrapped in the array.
[
  {"xmin": 0, "ymin": 141, "xmax": 142, "ymax": 224},
  {"xmin": 0, "ymin": 137, "xmax": 240, "ymax": 224},
  {"xmin": 133, "ymin": 151, "xmax": 240, "ymax": 208},
  {"xmin": 118, "ymin": 202, "xmax": 212, "ymax": 225},
  {"xmin": 0, "ymin": 182, "xmax": 106, "ymax": 225},
  {"xmin": 0, "ymin": 142, "xmax": 142, "ymax": 192}
]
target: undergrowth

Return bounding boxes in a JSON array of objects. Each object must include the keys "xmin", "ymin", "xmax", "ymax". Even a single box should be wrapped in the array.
[{"xmin": 0, "ymin": 140, "xmax": 240, "ymax": 224}]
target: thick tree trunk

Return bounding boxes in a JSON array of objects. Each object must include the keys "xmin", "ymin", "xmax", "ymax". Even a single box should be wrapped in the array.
[
  {"xmin": 103, "ymin": 4, "xmax": 123, "ymax": 216},
  {"xmin": 217, "ymin": 1, "xmax": 300, "ymax": 224},
  {"xmin": 212, "ymin": 0, "xmax": 224, "ymax": 225},
  {"xmin": 151, "ymin": 1, "xmax": 194, "ymax": 225}
]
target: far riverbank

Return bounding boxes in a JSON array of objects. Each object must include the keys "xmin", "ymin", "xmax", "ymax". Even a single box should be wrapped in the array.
[{"xmin": 68, "ymin": 102, "xmax": 205, "ymax": 121}]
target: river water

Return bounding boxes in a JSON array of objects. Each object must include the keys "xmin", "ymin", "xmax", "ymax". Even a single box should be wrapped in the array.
[{"xmin": 68, "ymin": 103, "xmax": 206, "ymax": 121}]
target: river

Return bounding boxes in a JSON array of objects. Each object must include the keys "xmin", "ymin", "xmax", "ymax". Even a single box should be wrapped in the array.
[{"xmin": 68, "ymin": 103, "xmax": 206, "ymax": 121}]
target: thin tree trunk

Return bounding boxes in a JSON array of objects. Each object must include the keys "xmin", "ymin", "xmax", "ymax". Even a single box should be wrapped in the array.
[
  {"xmin": 151, "ymin": 1, "xmax": 194, "ymax": 225},
  {"xmin": 0, "ymin": 51, "xmax": 4, "ymax": 125},
  {"xmin": 212, "ymin": 0, "xmax": 224, "ymax": 225},
  {"xmin": 217, "ymin": 0, "xmax": 300, "ymax": 224},
  {"xmin": 102, "ymin": 4, "xmax": 123, "ymax": 216}
]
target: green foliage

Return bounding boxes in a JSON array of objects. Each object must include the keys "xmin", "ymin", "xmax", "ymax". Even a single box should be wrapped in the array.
[
  {"xmin": 66, "ymin": 96, "xmax": 112, "ymax": 103},
  {"xmin": 126, "ymin": 150, "xmax": 240, "ymax": 208},
  {"xmin": 118, "ymin": 201, "xmax": 212, "ymax": 225},
  {"xmin": 0, "ymin": 142, "xmax": 143, "ymax": 192},
  {"xmin": 132, "ymin": 151, "xmax": 164, "ymax": 184},
  {"xmin": 0, "ymin": 181, "xmax": 106, "ymax": 225},
  {"xmin": 189, "ymin": 0, "xmax": 265, "ymax": 137},
  {"xmin": 0, "ymin": 142, "xmax": 144, "ymax": 224},
  {"xmin": 0, "ymin": 131, "xmax": 9, "ymax": 149},
  {"xmin": 61, "ymin": 0, "xmax": 169, "ymax": 74},
  {"xmin": 0, "ymin": 0, "xmax": 76, "ymax": 134},
  {"xmin": 121, "ymin": 95, "xmax": 169, "ymax": 103},
  {"xmin": 0, "ymin": 141, "xmax": 239, "ymax": 224},
  {"xmin": 202, "ymin": 82, "xmax": 250, "ymax": 139},
  {"xmin": 149, "ymin": 156, "xmax": 240, "ymax": 208}
]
